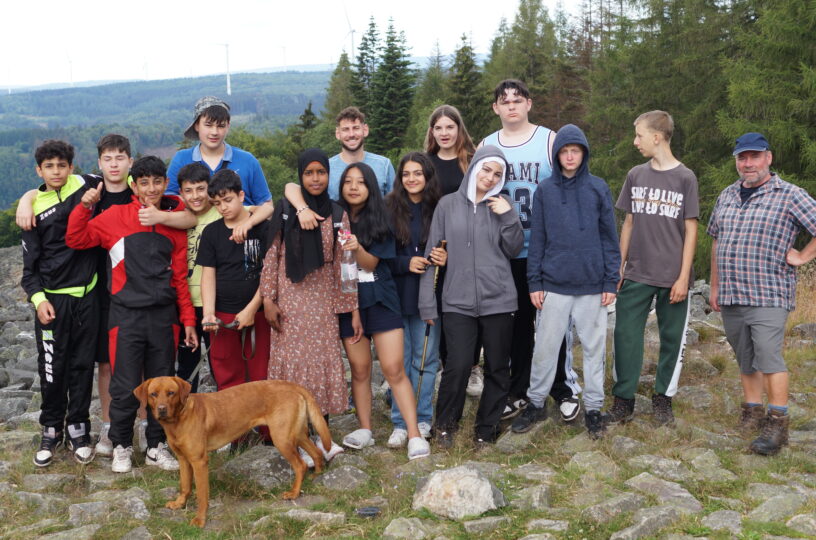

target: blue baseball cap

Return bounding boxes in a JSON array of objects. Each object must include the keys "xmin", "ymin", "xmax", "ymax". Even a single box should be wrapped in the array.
[{"xmin": 733, "ymin": 132, "xmax": 770, "ymax": 155}]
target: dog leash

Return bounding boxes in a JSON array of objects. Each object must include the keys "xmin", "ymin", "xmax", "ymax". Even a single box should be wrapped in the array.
[{"xmin": 202, "ymin": 318, "xmax": 256, "ymax": 382}]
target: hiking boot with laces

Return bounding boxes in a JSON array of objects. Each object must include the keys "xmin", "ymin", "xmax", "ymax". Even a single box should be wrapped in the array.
[
  {"xmin": 652, "ymin": 394, "xmax": 675, "ymax": 426},
  {"xmin": 67, "ymin": 434, "xmax": 95, "ymax": 465},
  {"xmin": 511, "ymin": 402, "xmax": 547, "ymax": 433},
  {"xmin": 749, "ymin": 409, "xmax": 789, "ymax": 456},
  {"xmin": 33, "ymin": 427, "xmax": 63, "ymax": 467},
  {"xmin": 607, "ymin": 396, "xmax": 636, "ymax": 424},
  {"xmin": 585, "ymin": 410, "xmax": 607, "ymax": 439},
  {"xmin": 435, "ymin": 429, "xmax": 454, "ymax": 450},
  {"xmin": 111, "ymin": 445, "xmax": 134, "ymax": 473},
  {"xmin": 146, "ymin": 442, "xmax": 179, "ymax": 470},
  {"xmin": 740, "ymin": 402, "xmax": 766, "ymax": 434},
  {"xmin": 558, "ymin": 396, "xmax": 581, "ymax": 422}
]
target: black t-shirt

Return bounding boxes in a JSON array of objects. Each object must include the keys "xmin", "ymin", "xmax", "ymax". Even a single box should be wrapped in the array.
[
  {"xmin": 740, "ymin": 183, "xmax": 761, "ymax": 204},
  {"xmin": 429, "ymin": 153, "xmax": 465, "ymax": 196},
  {"xmin": 196, "ymin": 218, "xmax": 269, "ymax": 314}
]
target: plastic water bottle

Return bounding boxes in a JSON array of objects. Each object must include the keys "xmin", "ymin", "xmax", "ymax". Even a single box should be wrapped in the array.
[{"xmin": 339, "ymin": 229, "xmax": 358, "ymax": 293}]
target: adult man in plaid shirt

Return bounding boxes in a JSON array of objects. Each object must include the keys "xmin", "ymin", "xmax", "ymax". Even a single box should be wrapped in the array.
[{"xmin": 708, "ymin": 132, "xmax": 816, "ymax": 455}]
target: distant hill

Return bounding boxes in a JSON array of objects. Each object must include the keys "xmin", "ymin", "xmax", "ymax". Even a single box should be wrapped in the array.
[{"xmin": 0, "ymin": 71, "xmax": 330, "ymax": 209}]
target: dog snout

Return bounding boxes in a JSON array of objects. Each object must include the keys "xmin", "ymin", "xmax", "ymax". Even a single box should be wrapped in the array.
[{"xmin": 157, "ymin": 403, "xmax": 169, "ymax": 418}]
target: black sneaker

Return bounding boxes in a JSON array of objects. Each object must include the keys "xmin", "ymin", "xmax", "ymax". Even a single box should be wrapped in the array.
[
  {"xmin": 34, "ymin": 428, "xmax": 63, "ymax": 467},
  {"xmin": 607, "ymin": 396, "xmax": 636, "ymax": 424},
  {"xmin": 435, "ymin": 429, "xmax": 454, "ymax": 450},
  {"xmin": 558, "ymin": 397, "xmax": 581, "ymax": 422},
  {"xmin": 67, "ymin": 434, "xmax": 95, "ymax": 465},
  {"xmin": 501, "ymin": 397, "xmax": 528, "ymax": 420},
  {"xmin": 511, "ymin": 402, "xmax": 547, "ymax": 433},
  {"xmin": 585, "ymin": 410, "xmax": 607, "ymax": 440},
  {"xmin": 652, "ymin": 394, "xmax": 675, "ymax": 426}
]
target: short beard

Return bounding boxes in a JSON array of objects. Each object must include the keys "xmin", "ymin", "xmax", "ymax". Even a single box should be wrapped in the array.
[
  {"xmin": 740, "ymin": 167, "xmax": 770, "ymax": 187},
  {"xmin": 341, "ymin": 140, "xmax": 364, "ymax": 153}
]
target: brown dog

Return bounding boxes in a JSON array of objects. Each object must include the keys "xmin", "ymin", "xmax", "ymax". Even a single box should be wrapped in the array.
[{"xmin": 134, "ymin": 376, "xmax": 331, "ymax": 528}]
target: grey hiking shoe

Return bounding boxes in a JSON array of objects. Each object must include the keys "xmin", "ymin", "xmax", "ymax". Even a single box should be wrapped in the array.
[
  {"xmin": 740, "ymin": 402, "xmax": 766, "ymax": 434},
  {"xmin": 585, "ymin": 410, "xmax": 607, "ymax": 439},
  {"xmin": 607, "ymin": 396, "xmax": 636, "ymax": 424},
  {"xmin": 511, "ymin": 402, "xmax": 547, "ymax": 433},
  {"xmin": 749, "ymin": 409, "xmax": 789, "ymax": 456},
  {"xmin": 652, "ymin": 394, "xmax": 675, "ymax": 426}
]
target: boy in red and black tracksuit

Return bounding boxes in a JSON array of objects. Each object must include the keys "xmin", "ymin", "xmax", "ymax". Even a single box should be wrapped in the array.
[
  {"xmin": 22, "ymin": 140, "xmax": 99, "ymax": 467},
  {"xmin": 67, "ymin": 156, "xmax": 197, "ymax": 473}
]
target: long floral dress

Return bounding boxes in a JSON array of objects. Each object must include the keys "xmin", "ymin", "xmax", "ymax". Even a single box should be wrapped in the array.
[{"xmin": 260, "ymin": 213, "xmax": 357, "ymax": 415}]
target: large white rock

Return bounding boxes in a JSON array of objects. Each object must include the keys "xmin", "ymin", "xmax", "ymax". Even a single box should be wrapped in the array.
[{"xmin": 412, "ymin": 465, "xmax": 506, "ymax": 520}]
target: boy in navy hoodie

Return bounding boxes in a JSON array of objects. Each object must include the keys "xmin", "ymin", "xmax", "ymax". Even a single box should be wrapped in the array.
[{"xmin": 512, "ymin": 124, "xmax": 620, "ymax": 438}]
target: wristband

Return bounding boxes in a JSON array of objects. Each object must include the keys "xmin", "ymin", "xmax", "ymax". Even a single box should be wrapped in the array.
[{"xmin": 295, "ymin": 206, "xmax": 309, "ymax": 216}]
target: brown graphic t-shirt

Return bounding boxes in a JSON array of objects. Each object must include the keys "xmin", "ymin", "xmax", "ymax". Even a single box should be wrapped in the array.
[{"xmin": 616, "ymin": 162, "xmax": 699, "ymax": 288}]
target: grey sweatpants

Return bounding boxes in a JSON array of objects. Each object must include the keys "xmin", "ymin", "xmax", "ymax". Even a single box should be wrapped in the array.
[{"xmin": 527, "ymin": 292, "xmax": 607, "ymax": 411}]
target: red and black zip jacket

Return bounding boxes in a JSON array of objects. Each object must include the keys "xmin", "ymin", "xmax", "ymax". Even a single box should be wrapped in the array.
[{"xmin": 65, "ymin": 195, "xmax": 196, "ymax": 327}]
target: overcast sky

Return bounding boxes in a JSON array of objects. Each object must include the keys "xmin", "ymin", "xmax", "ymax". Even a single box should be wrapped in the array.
[{"xmin": 2, "ymin": 0, "xmax": 569, "ymax": 88}]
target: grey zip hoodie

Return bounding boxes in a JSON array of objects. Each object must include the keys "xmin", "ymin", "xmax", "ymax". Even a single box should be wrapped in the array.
[{"xmin": 419, "ymin": 145, "xmax": 524, "ymax": 320}]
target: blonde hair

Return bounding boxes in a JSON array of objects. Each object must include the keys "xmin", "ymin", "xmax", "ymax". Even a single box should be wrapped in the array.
[
  {"xmin": 634, "ymin": 110, "xmax": 674, "ymax": 142},
  {"xmin": 424, "ymin": 105, "xmax": 476, "ymax": 174}
]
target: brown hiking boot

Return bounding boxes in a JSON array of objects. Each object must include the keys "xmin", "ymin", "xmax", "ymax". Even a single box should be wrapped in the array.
[
  {"xmin": 749, "ymin": 409, "xmax": 789, "ymax": 455},
  {"xmin": 652, "ymin": 394, "xmax": 675, "ymax": 426},
  {"xmin": 607, "ymin": 396, "xmax": 635, "ymax": 424},
  {"xmin": 739, "ymin": 402, "xmax": 766, "ymax": 434}
]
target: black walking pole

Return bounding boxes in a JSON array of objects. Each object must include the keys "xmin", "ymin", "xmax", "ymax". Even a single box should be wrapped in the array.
[{"xmin": 416, "ymin": 240, "xmax": 446, "ymax": 402}]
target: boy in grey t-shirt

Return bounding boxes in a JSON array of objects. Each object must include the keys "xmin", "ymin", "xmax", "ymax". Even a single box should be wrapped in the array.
[{"xmin": 610, "ymin": 110, "xmax": 699, "ymax": 425}]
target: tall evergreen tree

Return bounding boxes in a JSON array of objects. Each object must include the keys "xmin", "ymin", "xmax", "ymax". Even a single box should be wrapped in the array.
[
  {"xmin": 405, "ymin": 45, "xmax": 448, "ymax": 149},
  {"xmin": 350, "ymin": 17, "xmax": 381, "ymax": 115},
  {"xmin": 323, "ymin": 52, "xmax": 354, "ymax": 120},
  {"xmin": 367, "ymin": 21, "xmax": 415, "ymax": 156},
  {"xmin": 447, "ymin": 34, "xmax": 491, "ymax": 141}
]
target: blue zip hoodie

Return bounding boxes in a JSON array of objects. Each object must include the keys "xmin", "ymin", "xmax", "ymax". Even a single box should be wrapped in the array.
[{"xmin": 526, "ymin": 124, "xmax": 621, "ymax": 295}]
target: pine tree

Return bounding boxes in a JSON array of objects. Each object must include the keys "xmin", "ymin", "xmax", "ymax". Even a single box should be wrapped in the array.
[
  {"xmin": 367, "ymin": 21, "xmax": 415, "ymax": 156},
  {"xmin": 447, "ymin": 34, "xmax": 491, "ymax": 141},
  {"xmin": 298, "ymin": 101, "xmax": 317, "ymax": 131},
  {"xmin": 323, "ymin": 52, "xmax": 354, "ymax": 120},
  {"xmin": 349, "ymin": 17, "xmax": 381, "ymax": 115},
  {"xmin": 404, "ymin": 45, "xmax": 448, "ymax": 149}
]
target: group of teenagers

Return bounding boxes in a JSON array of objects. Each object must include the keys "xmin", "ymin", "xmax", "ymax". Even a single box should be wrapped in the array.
[{"xmin": 20, "ymin": 77, "xmax": 816, "ymax": 474}]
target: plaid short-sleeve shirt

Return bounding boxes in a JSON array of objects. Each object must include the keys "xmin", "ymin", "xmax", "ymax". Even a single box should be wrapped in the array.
[{"xmin": 707, "ymin": 174, "xmax": 816, "ymax": 311}]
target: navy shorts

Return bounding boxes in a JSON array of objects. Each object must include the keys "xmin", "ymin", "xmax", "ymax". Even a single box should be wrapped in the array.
[{"xmin": 339, "ymin": 302, "xmax": 403, "ymax": 339}]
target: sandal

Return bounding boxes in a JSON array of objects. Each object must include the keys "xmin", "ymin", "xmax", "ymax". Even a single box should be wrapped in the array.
[
  {"xmin": 343, "ymin": 428, "xmax": 374, "ymax": 449},
  {"xmin": 407, "ymin": 436, "xmax": 431, "ymax": 460}
]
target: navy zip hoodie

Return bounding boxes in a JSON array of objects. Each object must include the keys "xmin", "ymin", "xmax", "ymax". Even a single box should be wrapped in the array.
[
  {"xmin": 526, "ymin": 124, "xmax": 620, "ymax": 295},
  {"xmin": 390, "ymin": 200, "xmax": 424, "ymax": 316}
]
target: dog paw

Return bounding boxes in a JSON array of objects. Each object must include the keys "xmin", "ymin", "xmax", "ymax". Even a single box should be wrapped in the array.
[
  {"xmin": 190, "ymin": 516, "xmax": 206, "ymax": 528},
  {"xmin": 166, "ymin": 498, "xmax": 186, "ymax": 510},
  {"xmin": 282, "ymin": 490, "xmax": 300, "ymax": 500}
]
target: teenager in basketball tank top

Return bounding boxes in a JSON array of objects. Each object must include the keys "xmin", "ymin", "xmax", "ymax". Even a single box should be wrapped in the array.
[{"xmin": 480, "ymin": 79, "xmax": 583, "ymax": 424}]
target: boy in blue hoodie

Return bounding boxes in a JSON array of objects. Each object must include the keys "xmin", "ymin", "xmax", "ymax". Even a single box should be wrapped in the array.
[{"xmin": 513, "ymin": 124, "xmax": 620, "ymax": 438}]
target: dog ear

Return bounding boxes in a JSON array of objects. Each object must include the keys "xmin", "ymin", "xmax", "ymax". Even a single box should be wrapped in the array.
[
  {"xmin": 133, "ymin": 379, "xmax": 151, "ymax": 408},
  {"xmin": 173, "ymin": 376, "xmax": 192, "ymax": 403}
]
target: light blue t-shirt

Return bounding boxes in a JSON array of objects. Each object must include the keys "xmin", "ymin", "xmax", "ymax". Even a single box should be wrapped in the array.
[
  {"xmin": 483, "ymin": 126, "xmax": 554, "ymax": 258},
  {"xmin": 166, "ymin": 143, "xmax": 272, "ymax": 206},
  {"xmin": 328, "ymin": 152, "xmax": 395, "ymax": 201}
]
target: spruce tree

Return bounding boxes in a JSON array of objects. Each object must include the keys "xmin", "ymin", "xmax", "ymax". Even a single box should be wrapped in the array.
[
  {"xmin": 447, "ymin": 34, "xmax": 491, "ymax": 141},
  {"xmin": 323, "ymin": 52, "xmax": 354, "ymax": 120},
  {"xmin": 405, "ymin": 45, "xmax": 448, "ymax": 149},
  {"xmin": 350, "ymin": 17, "xmax": 381, "ymax": 115},
  {"xmin": 367, "ymin": 21, "xmax": 415, "ymax": 156}
]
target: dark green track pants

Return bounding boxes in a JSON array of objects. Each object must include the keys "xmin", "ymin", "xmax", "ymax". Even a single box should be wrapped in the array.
[{"xmin": 612, "ymin": 280, "xmax": 690, "ymax": 399}]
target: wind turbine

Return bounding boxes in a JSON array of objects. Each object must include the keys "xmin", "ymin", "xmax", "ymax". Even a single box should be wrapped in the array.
[
  {"xmin": 342, "ymin": 1, "xmax": 355, "ymax": 61},
  {"xmin": 221, "ymin": 43, "xmax": 232, "ymax": 96}
]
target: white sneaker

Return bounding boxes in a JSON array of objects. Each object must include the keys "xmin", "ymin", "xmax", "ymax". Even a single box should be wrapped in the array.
[
  {"xmin": 145, "ymin": 442, "xmax": 179, "ymax": 471},
  {"xmin": 136, "ymin": 420, "xmax": 148, "ymax": 453},
  {"xmin": 321, "ymin": 440, "xmax": 344, "ymax": 462},
  {"xmin": 418, "ymin": 422, "xmax": 432, "ymax": 439},
  {"xmin": 407, "ymin": 436, "xmax": 431, "ymax": 460},
  {"xmin": 95, "ymin": 424, "xmax": 113, "ymax": 457},
  {"xmin": 111, "ymin": 445, "xmax": 133, "ymax": 473},
  {"xmin": 298, "ymin": 447, "xmax": 315, "ymax": 468},
  {"xmin": 387, "ymin": 428, "xmax": 408, "ymax": 448},
  {"xmin": 466, "ymin": 366, "xmax": 484, "ymax": 397}
]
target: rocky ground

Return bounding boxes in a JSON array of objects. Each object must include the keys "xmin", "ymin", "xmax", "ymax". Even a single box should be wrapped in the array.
[{"xmin": 1, "ymin": 244, "xmax": 816, "ymax": 539}]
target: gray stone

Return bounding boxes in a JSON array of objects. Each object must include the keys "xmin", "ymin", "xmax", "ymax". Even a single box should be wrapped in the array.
[
  {"xmin": 283, "ymin": 508, "xmax": 345, "ymax": 525},
  {"xmin": 684, "ymin": 357, "xmax": 719, "ymax": 377},
  {"xmin": 68, "ymin": 501, "xmax": 110, "ymax": 526},
  {"xmin": 460, "ymin": 460, "xmax": 504, "ymax": 479},
  {"xmin": 675, "ymin": 385, "xmax": 714, "ymax": 409},
  {"xmin": 462, "ymin": 516, "xmax": 509, "ymax": 533},
  {"xmin": 5, "ymin": 410, "xmax": 40, "ymax": 427},
  {"xmin": 495, "ymin": 420, "xmax": 548, "ymax": 452},
  {"xmin": 624, "ymin": 472, "xmax": 702, "ymax": 514},
  {"xmin": 512, "ymin": 463, "xmax": 556, "ymax": 482},
  {"xmin": 40, "ymin": 524, "xmax": 101, "ymax": 539},
  {"xmin": 0, "ymin": 397, "xmax": 30, "ymax": 421},
  {"xmin": 13, "ymin": 491, "xmax": 68, "ymax": 512},
  {"xmin": 313, "ymin": 465, "xmax": 369, "ymax": 490},
  {"xmin": 3, "ymin": 518, "xmax": 61, "ymax": 537},
  {"xmin": 331, "ymin": 452, "xmax": 368, "ymax": 469},
  {"xmin": 22, "ymin": 473, "xmax": 84, "ymax": 493},
  {"xmin": 517, "ymin": 535, "xmax": 556, "ymax": 540},
  {"xmin": 689, "ymin": 450, "xmax": 737, "ymax": 482},
  {"xmin": 218, "ymin": 445, "xmax": 294, "ymax": 490},
  {"xmin": 609, "ymin": 505, "xmax": 681, "ymax": 540},
  {"xmin": 791, "ymin": 323, "xmax": 816, "ymax": 339},
  {"xmin": 689, "ymin": 426, "xmax": 741, "ymax": 448},
  {"xmin": 701, "ymin": 510, "xmax": 741, "ymax": 534},
  {"xmin": 747, "ymin": 483, "xmax": 799, "ymax": 501},
  {"xmin": 610, "ymin": 436, "xmax": 647, "ymax": 456},
  {"xmin": 526, "ymin": 518, "xmax": 569, "ymax": 532},
  {"xmin": 634, "ymin": 394, "xmax": 652, "ymax": 415},
  {"xmin": 120, "ymin": 526, "xmax": 153, "ymax": 540},
  {"xmin": 748, "ymin": 494, "xmax": 807, "ymax": 522},
  {"xmin": 0, "ymin": 431, "xmax": 40, "ymax": 452},
  {"xmin": 627, "ymin": 455, "xmax": 692, "ymax": 482},
  {"xmin": 568, "ymin": 451, "xmax": 618, "ymax": 479},
  {"xmin": 382, "ymin": 517, "xmax": 432, "ymax": 539},
  {"xmin": 708, "ymin": 496, "xmax": 744, "ymax": 511},
  {"xmin": 789, "ymin": 430, "xmax": 816, "ymax": 445},
  {"xmin": 510, "ymin": 484, "xmax": 551, "ymax": 510},
  {"xmin": 412, "ymin": 465, "xmax": 506, "ymax": 520},
  {"xmin": 582, "ymin": 492, "xmax": 646, "ymax": 524},
  {"xmin": 119, "ymin": 497, "xmax": 150, "ymax": 520},
  {"xmin": 86, "ymin": 472, "xmax": 117, "ymax": 491},
  {"xmin": 786, "ymin": 514, "xmax": 816, "ymax": 535}
]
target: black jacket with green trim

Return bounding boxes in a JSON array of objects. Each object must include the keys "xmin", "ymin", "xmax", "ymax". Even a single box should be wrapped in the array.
[{"xmin": 21, "ymin": 174, "xmax": 98, "ymax": 307}]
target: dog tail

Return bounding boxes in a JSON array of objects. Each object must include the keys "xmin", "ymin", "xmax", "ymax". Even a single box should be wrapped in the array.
[{"xmin": 303, "ymin": 389, "xmax": 332, "ymax": 452}]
